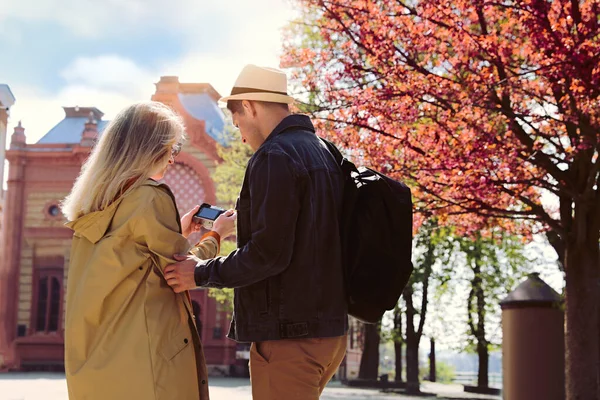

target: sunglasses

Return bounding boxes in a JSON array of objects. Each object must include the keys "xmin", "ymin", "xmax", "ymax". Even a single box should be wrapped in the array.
[{"xmin": 171, "ymin": 143, "xmax": 182, "ymax": 158}]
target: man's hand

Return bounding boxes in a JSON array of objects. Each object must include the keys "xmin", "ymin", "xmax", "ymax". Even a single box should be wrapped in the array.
[
  {"xmin": 164, "ymin": 254, "xmax": 199, "ymax": 293},
  {"xmin": 213, "ymin": 210, "xmax": 237, "ymax": 239}
]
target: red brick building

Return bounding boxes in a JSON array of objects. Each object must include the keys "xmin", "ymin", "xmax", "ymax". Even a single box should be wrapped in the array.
[
  {"xmin": 0, "ymin": 77, "xmax": 247, "ymax": 375},
  {"xmin": 0, "ymin": 78, "xmax": 363, "ymax": 380}
]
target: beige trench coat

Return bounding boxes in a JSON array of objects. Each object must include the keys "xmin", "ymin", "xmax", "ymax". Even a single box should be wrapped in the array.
[{"xmin": 65, "ymin": 180, "xmax": 215, "ymax": 400}]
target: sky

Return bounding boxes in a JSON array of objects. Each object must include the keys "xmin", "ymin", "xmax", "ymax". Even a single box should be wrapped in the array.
[{"xmin": 0, "ymin": 0, "xmax": 297, "ymax": 143}]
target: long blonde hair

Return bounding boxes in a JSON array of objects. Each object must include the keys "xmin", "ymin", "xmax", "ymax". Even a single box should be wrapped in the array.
[{"xmin": 62, "ymin": 101, "xmax": 186, "ymax": 221}]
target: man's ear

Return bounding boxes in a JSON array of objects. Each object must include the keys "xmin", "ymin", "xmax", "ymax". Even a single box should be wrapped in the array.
[{"xmin": 242, "ymin": 100, "xmax": 257, "ymax": 117}]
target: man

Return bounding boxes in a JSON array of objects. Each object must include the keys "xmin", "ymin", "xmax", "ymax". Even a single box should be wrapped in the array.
[{"xmin": 164, "ymin": 64, "xmax": 348, "ymax": 399}]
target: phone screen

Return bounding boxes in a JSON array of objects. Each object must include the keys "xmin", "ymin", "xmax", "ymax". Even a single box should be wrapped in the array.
[{"xmin": 197, "ymin": 207, "xmax": 222, "ymax": 220}]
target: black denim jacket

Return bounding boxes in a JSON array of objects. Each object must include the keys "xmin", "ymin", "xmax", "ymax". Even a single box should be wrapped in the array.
[{"xmin": 194, "ymin": 115, "xmax": 348, "ymax": 342}]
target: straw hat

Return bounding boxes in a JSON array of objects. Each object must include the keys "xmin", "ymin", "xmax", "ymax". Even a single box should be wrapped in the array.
[{"xmin": 219, "ymin": 64, "xmax": 295, "ymax": 105}]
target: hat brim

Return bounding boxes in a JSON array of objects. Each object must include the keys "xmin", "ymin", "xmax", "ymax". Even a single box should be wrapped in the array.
[{"xmin": 219, "ymin": 92, "xmax": 295, "ymax": 105}]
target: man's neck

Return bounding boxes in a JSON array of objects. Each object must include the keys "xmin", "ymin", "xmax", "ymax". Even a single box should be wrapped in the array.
[{"xmin": 260, "ymin": 111, "xmax": 292, "ymax": 141}]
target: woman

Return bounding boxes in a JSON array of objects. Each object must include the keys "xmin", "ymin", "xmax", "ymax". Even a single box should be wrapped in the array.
[{"xmin": 61, "ymin": 101, "xmax": 235, "ymax": 400}]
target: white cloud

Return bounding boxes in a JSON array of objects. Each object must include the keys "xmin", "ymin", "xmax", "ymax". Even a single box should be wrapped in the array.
[
  {"xmin": 61, "ymin": 55, "xmax": 156, "ymax": 98},
  {"xmin": 2, "ymin": 0, "xmax": 298, "ymax": 142},
  {"xmin": 0, "ymin": 0, "xmax": 296, "ymax": 39},
  {"xmin": 5, "ymin": 86, "xmax": 65, "ymax": 144},
  {"xmin": 163, "ymin": 52, "xmax": 285, "ymax": 98},
  {"xmin": 5, "ymin": 55, "xmax": 155, "ymax": 144},
  {"xmin": 159, "ymin": 1, "xmax": 298, "ymax": 96},
  {"xmin": 4, "ymin": 84, "xmax": 143, "ymax": 145},
  {"xmin": 5, "ymin": 54, "xmax": 157, "ymax": 144}
]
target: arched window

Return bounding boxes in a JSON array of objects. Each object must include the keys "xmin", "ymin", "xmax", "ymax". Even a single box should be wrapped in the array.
[{"xmin": 33, "ymin": 270, "xmax": 62, "ymax": 333}]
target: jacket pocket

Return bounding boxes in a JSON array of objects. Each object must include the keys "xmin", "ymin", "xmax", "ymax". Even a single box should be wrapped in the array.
[
  {"xmin": 235, "ymin": 196, "xmax": 251, "ymax": 248},
  {"xmin": 160, "ymin": 328, "xmax": 191, "ymax": 361}
]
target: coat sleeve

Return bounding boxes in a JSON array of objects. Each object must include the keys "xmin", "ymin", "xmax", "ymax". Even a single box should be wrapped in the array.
[
  {"xmin": 132, "ymin": 190, "xmax": 220, "ymax": 269},
  {"xmin": 189, "ymin": 237, "xmax": 219, "ymax": 260},
  {"xmin": 132, "ymin": 191, "xmax": 191, "ymax": 270}
]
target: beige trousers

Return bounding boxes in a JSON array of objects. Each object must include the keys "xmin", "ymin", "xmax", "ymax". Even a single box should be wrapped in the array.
[{"xmin": 249, "ymin": 335, "xmax": 347, "ymax": 400}]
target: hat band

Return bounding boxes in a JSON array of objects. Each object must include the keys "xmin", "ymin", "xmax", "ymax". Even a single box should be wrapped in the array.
[{"xmin": 230, "ymin": 86, "xmax": 288, "ymax": 96}]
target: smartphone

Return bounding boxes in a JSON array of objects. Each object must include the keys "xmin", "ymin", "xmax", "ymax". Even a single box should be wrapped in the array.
[{"xmin": 193, "ymin": 203, "xmax": 225, "ymax": 229}]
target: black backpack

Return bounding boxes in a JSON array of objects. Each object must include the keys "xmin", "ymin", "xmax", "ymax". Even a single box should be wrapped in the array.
[{"xmin": 322, "ymin": 138, "xmax": 414, "ymax": 324}]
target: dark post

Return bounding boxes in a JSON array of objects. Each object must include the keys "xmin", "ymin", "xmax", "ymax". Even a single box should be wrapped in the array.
[
  {"xmin": 429, "ymin": 337, "xmax": 436, "ymax": 382},
  {"xmin": 500, "ymin": 273, "xmax": 564, "ymax": 400}
]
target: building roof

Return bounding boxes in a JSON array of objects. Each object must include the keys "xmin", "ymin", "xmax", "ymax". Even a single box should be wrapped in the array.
[
  {"xmin": 36, "ymin": 94, "xmax": 227, "ymax": 146},
  {"xmin": 178, "ymin": 92, "xmax": 227, "ymax": 145},
  {"xmin": 0, "ymin": 84, "xmax": 16, "ymax": 108},
  {"xmin": 37, "ymin": 107, "xmax": 108, "ymax": 144}
]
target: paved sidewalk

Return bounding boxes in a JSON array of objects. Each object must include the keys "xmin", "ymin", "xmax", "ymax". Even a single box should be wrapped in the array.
[{"xmin": 0, "ymin": 373, "xmax": 501, "ymax": 400}]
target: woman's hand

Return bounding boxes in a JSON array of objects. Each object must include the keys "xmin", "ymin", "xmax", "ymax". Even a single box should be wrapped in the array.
[
  {"xmin": 212, "ymin": 210, "xmax": 237, "ymax": 239},
  {"xmin": 181, "ymin": 205, "xmax": 201, "ymax": 238}
]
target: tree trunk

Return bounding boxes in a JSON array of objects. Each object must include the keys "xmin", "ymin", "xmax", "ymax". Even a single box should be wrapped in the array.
[
  {"xmin": 358, "ymin": 323, "xmax": 380, "ymax": 380},
  {"xmin": 565, "ymin": 236, "xmax": 599, "ymax": 400},
  {"xmin": 475, "ymin": 263, "xmax": 489, "ymax": 389},
  {"xmin": 404, "ymin": 289, "xmax": 421, "ymax": 394},
  {"xmin": 429, "ymin": 338, "xmax": 436, "ymax": 382},
  {"xmin": 405, "ymin": 334, "xmax": 419, "ymax": 393},
  {"xmin": 394, "ymin": 307, "xmax": 403, "ymax": 382},
  {"xmin": 477, "ymin": 339, "xmax": 489, "ymax": 388}
]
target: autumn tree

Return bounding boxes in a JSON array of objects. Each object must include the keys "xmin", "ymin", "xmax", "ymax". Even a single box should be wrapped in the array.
[
  {"xmin": 452, "ymin": 231, "xmax": 529, "ymax": 389},
  {"xmin": 283, "ymin": 1, "xmax": 599, "ymax": 397}
]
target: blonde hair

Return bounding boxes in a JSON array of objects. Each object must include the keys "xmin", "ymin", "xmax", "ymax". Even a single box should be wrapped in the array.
[{"xmin": 62, "ymin": 101, "xmax": 186, "ymax": 221}]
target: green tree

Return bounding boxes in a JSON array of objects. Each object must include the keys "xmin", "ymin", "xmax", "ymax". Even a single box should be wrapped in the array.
[
  {"xmin": 208, "ymin": 125, "xmax": 252, "ymax": 306},
  {"xmin": 435, "ymin": 230, "xmax": 531, "ymax": 389},
  {"xmin": 401, "ymin": 219, "xmax": 455, "ymax": 394},
  {"xmin": 213, "ymin": 127, "xmax": 253, "ymax": 209},
  {"xmin": 420, "ymin": 360, "xmax": 456, "ymax": 384}
]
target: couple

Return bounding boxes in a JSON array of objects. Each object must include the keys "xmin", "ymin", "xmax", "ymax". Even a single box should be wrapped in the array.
[{"xmin": 63, "ymin": 65, "xmax": 348, "ymax": 400}]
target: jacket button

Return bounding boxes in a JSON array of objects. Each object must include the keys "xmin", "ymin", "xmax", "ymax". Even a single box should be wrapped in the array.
[
  {"xmin": 184, "ymin": 338, "xmax": 188, "ymax": 344},
  {"xmin": 201, "ymin": 380, "xmax": 206, "ymax": 384}
]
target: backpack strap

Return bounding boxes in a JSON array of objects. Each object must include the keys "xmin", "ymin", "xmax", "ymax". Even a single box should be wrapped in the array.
[{"xmin": 319, "ymin": 137, "xmax": 359, "ymax": 175}]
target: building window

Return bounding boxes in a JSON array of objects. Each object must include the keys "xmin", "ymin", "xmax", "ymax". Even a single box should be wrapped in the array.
[
  {"xmin": 32, "ymin": 268, "xmax": 63, "ymax": 333},
  {"xmin": 48, "ymin": 205, "xmax": 60, "ymax": 217},
  {"xmin": 213, "ymin": 326, "xmax": 222, "ymax": 339},
  {"xmin": 43, "ymin": 201, "xmax": 64, "ymax": 221}
]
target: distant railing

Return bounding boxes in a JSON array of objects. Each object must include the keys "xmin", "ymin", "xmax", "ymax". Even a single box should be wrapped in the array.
[{"xmin": 452, "ymin": 372, "xmax": 502, "ymax": 388}]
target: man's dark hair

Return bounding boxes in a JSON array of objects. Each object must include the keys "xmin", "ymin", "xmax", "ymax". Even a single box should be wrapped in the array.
[
  {"xmin": 227, "ymin": 100, "xmax": 289, "ymax": 115},
  {"xmin": 227, "ymin": 100, "xmax": 245, "ymax": 115}
]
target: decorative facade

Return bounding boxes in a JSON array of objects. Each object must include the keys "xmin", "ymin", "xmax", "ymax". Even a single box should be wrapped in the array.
[{"xmin": 0, "ymin": 77, "xmax": 247, "ymax": 375}]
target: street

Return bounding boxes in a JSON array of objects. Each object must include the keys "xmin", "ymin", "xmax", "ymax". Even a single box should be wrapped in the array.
[{"xmin": 0, "ymin": 373, "xmax": 501, "ymax": 400}]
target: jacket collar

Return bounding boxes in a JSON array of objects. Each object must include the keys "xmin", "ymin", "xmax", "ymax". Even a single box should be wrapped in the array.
[{"xmin": 262, "ymin": 114, "xmax": 315, "ymax": 146}]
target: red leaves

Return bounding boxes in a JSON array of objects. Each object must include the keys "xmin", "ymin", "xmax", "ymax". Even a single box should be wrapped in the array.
[{"xmin": 283, "ymin": 0, "xmax": 600, "ymax": 236}]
